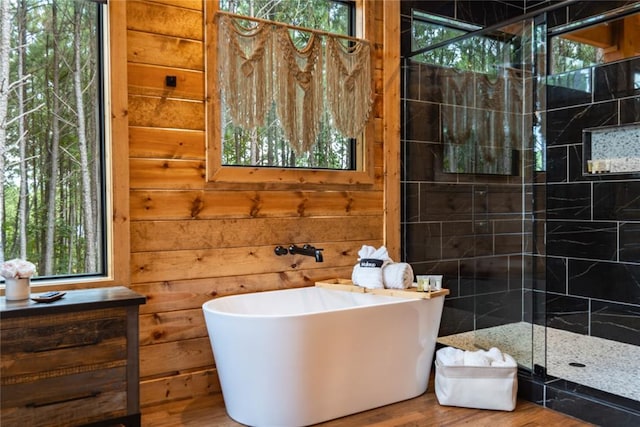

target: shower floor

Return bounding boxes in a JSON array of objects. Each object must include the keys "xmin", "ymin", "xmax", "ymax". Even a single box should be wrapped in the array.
[{"xmin": 437, "ymin": 321, "xmax": 640, "ymax": 402}]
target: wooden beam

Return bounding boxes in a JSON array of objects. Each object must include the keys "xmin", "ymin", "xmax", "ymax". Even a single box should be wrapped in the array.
[{"xmin": 382, "ymin": 0, "xmax": 401, "ymax": 260}]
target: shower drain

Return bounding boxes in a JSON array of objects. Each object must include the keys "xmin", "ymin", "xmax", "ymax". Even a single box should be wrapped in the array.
[{"xmin": 569, "ymin": 362, "xmax": 586, "ymax": 367}]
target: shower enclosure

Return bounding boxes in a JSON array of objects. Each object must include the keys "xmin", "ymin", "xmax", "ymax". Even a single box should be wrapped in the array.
[{"xmin": 401, "ymin": 1, "xmax": 640, "ymax": 424}]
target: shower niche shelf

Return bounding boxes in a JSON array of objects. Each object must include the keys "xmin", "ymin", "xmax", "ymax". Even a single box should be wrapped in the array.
[{"xmin": 583, "ymin": 123, "xmax": 640, "ymax": 175}]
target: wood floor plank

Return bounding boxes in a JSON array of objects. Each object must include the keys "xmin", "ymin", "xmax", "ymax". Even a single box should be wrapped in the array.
[{"xmin": 141, "ymin": 376, "xmax": 593, "ymax": 426}]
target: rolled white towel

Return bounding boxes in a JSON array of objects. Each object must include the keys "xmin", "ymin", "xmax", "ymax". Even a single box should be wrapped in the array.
[
  {"xmin": 436, "ymin": 346, "xmax": 464, "ymax": 366},
  {"xmin": 352, "ymin": 245, "xmax": 390, "ymax": 289},
  {"xmin": 352, "ymin": 264, "xmax": 384, "ymax": 289},
  {"xmin": 382, "ymin": 262, "xmax": 414, "ymax": 289},
  {"xmin": 463, "ymin": 350, "xmax": 492, "ymax": 367}
]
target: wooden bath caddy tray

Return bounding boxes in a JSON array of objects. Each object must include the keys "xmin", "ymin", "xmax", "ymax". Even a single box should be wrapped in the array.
[{"xmin": 315, "ymin": 279, "xmax": 450, "ymax": 299}]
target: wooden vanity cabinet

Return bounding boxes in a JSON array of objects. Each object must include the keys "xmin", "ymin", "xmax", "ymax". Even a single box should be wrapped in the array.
[{"xmin": 1, "ymin": 286, "xmax": 145, "ymax": 427}]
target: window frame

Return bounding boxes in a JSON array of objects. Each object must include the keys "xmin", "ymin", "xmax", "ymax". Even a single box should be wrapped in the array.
[
  {"xmin": 18, "ymin": 0, "xmax": 130, "ymax": 292},
  {"xmin": 205, "ymin": 0, "xmax": 376, "ymax": 190}
]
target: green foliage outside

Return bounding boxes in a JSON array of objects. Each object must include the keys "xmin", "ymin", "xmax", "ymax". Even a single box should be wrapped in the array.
[{"xmin": 1, "ymin": 0, "xmax": 102, "ymax": 278}]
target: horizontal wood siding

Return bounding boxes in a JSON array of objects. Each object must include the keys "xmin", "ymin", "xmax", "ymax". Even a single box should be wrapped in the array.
[{"xmin": 126, "ymin": 0, "xmax": 392, "ymax": 407}]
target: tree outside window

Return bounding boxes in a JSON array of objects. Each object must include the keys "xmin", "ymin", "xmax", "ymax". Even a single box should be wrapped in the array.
[{"xmin": 0, "ymin": 0, "xmax": 104, "ymax": 280}]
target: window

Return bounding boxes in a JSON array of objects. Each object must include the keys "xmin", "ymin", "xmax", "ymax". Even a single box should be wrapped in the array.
[
  {"xmin": 1, "ymin": 0, "xmax": 126, "ymax": 288},
  {"xmin": 207, "ymin": 0, "xmax": 375, "ymax": 187},
  {"xmin": 218, "ymin": 0, "xmax": 355, "ymax": 170}
]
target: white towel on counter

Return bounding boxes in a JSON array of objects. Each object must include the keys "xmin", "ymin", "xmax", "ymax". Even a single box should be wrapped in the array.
[
  {"xmin": 436, "ymin": 346, "xmax": 517, "ymax": 368},
  {"xmin": 382, "ymin": 262, "xmax": 414, "ymax": 289},
  {"xmin": 436, "ymin": 346, "xmax": 464, "ymax": 366},
  {"xmin": 351, "ymin": 245, "xmax": 390, "ymax": 289},
  {"xmin": 463, "ymin": 351, "xmax": 492, "ymax": 367}
]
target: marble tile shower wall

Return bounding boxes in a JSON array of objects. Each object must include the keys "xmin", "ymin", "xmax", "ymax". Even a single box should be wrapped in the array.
[
  {"xmin": 400, "ymin": 1, "xmax": 534, "ymax": 339},
  {"xmin": 544, "ymin": 56, "xmax": 640, "ymax": 346}
]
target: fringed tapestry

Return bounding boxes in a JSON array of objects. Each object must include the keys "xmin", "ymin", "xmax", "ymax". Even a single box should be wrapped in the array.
[
  {"xmin": 273, "ymin": 28, "xmax": 324, "ymax": 155},
  {"xmin": 217, "ymin": 14, "xmax": 273, "ymax": 129},
  {"xmin": 216, "ymin": 12, "xmax": 372, "ymax": 155},
  {"xmin": 326, "ymin": 36, "xmax": 372, "ymax": 138}
]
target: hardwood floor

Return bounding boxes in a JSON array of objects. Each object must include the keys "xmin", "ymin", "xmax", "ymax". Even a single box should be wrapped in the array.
[{"xmin": 141, "ymin": 377, "xmax": 593, "ymax": 427}]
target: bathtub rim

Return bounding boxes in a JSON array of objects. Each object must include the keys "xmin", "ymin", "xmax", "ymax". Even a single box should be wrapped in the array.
[{"xmin": 201, "ymin": 285, "xmax": 441, "ymax": 319}]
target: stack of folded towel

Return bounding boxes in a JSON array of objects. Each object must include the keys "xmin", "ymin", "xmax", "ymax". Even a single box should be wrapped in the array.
[
  {"xmin": 351, "ymin": 245, "xmax": 414, "ymax": 289},
  {"xmin": 436, "ymin": 346, "xmax": 517, "ymax": 368}
]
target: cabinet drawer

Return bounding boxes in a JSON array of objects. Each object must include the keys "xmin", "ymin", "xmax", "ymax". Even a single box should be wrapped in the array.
[
  {"xmin": 1, "ymin": 308, "xmax": 127, "ymax": 377},
  {"xmin": 1, "ymin": 366, "xmax": 127, "ymax": 426}
]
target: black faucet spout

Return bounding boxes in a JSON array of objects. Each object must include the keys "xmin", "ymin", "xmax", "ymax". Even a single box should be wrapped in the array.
[{"xmin": 288, "ymin": 244, "xmax": 324, "ymax": 262}]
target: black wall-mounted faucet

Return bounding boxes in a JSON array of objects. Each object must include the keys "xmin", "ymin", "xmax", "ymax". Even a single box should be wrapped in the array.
[
  {"xmin": 289, "ymin": 244, "xmax": 324, "ymax": 262},
  {"xmin": 274, "ymin": 244, "xmax": 324, "ymax": 262}
]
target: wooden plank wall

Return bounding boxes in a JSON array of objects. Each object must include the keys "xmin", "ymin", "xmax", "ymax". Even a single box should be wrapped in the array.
[{"xmin": 125, "ymin": 0, "xmax": 394, "ymax": 407}]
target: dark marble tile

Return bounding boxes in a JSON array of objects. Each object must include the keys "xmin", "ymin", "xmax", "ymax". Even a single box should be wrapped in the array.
[
  {"xmin": 459, "ymin": 259, "xmax": 476, "ymax": 297},
  {"xmin": 441, "ymin": 221, "xmax": 477, "ymax": 259},
  {"xmin": 568, "ymin": 259, "xmax": 640, "ymax": 306},
  {"xmin": 404, "ymin": 141, "xmax": 439, "ymax": 181},
  {"xmin": 594, "ymin": 181, "xmax": 640, "ymax": 221},
  {"xmin": 420, "ymin": 183, "xmax": 473, "ymax": 221},
  {"xmin": 405, "ymin": 100, "xmax": 440, "ymax": 142},
  {"xmin": 594, "ymin": 56, "xmax": 640, "ymax": 101},
  {"xmin": 546, "ymin": 221, "xmax": 617, "ymax": 260},
  {"xmin": 509, "ymin": 254, "xmax": 527, "ymax": 290},
  {"xmin": 545, "ymin": 379, "xmax": 640, "ymax": 426},
  {"xmin": 402, "ymin": 1, "xmax": 455, "ymax": 19},
  {"xmin": 546, "ymin": 256, "xmax": 567, "ymax": 294},
  {"xmin": 545, "ymin": 145, "xmax": 567, "ymax": 183},
  {"xmin": 546, "ymin": 69, "xmax": 592, "ymax": 109},
  {"xmin": 456, "ymin": 0, "xmax": 523, "ymax": 27},
  {"xmin": 546, "ymin": 293, "xmax": 589, "ymax": 334},
  {"xmin": 402, "ymin": 182, "xmax": 419, "ymax": 222},
  {"xmin": 405, "ymin": 222, "xmax": 442, "ymax": 263},
  {"xmin": 439, "ymin": 296, "xmax": 474, "ymax": 336},
  {"xmin": 545, "ymin": 5, "xmax": 568, "ymax": 29},
  {"xmin": 476, "ymin": 289, "xmax": 523, "ymax": 329},
  {"xmin": 403, "ymin": 60, "xmax": 422, "ymax": 102},
  {"xmin": 476, "ymin": 234, "xmax": 494, "ymax": 257},
  {"xmin": 567, "ymin": 1, "xmax": 635, "ymax": 22},
  {"xmin": 495, "ymin": 220, "xmax": 526, "ymax": 255},
  {"xmin": 517, "ymin": 370, "xmax": 545, "ymax": 403},
  {"xmin": 620, "ymin": 96, "xmax": 640, "ymax": 124},
  {"xmin": 567, "ymin": 143, "xmax": 583, "ymax": 182},
  {"xmin": 546, "ymin": 182, "xmax": 591, "ymax": 220},
  {"xmin": 524, "ymin": 289, "xmax": 546, "ymax": 325},
  {"xmin": 527, "ymin": 252, "xmax": 545, "ymax": 288},
  {"xmin": 486, "ymin": 184, "xmax": 524, "ymax": 216},
  {"xmin": 418, "ymin": 64, "xmax": 446, "ymax": 103},
  {"xmin": 474, "ymin": 256, "xmax": 511, "ymax": 294},
  {"xmin": 591, "ymin": 300, "xmax": 640, "ymax": 346},
  {"xmin": 496, "ymin": 236, "xmax": 524, "ymax": 260},
  {"xmin": 620, "ymin": 222, "xmax": 640, "ymax": 263},
  {"xmin": 546, "ymin": 101, "xmax": 618, "ymax": 146}
]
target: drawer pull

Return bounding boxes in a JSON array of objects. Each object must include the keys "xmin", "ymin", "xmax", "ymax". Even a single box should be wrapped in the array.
[{"xmin": 26, "ymin": 391, "xmax": 101, "ymax": 408}]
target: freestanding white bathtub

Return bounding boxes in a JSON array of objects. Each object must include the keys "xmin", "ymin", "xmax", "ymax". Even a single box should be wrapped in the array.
[{"xmin": 202, "ymin": 286, "xmax": 445, "ymax": 427}]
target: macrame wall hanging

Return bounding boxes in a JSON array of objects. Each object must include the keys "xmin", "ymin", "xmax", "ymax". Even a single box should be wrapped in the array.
[
  {"xmin": 217, "ymin": 14, "xmax": 273, "ymax": 129},
  {"xmin": 273, "ymin": 28, "xmax": 323, "ymax": 155},
  {"xmin": 216, "ymin": 11, "xmax": 373, "ymax": 155},
  {"xmin": 326, "ymin": 37, "xmax": 373, "ymax": 138}
]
